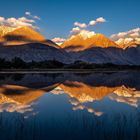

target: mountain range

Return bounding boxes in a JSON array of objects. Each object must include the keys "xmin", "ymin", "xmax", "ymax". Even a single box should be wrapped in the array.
[
  {"xmin": 0, "ymin": 72, "xmax": 140, "ymax": 113},
  {"xmin": 0, "ymin": 26, "xmax": 140, "ymax": 66}
]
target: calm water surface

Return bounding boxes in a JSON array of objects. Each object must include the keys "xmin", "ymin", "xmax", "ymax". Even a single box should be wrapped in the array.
[{"xmin": 0, "ymin": 72, "xmax": 140, "ymax": 140}]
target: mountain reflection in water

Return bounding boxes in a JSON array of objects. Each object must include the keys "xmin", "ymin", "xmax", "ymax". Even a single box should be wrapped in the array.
[{"xmin": 0, "ymin": 72, "xmax": 140, "ymax": 140}]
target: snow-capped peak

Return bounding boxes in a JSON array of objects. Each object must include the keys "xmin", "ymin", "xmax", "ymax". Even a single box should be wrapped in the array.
[{"xmin": 70, "ymin": 30, "xmax": 96, "ymax": 40}]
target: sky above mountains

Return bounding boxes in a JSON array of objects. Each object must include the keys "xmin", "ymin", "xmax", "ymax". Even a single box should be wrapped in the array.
[{"xmin": 0, "ymin": 0, "xmax": 140, "ymax": 42}]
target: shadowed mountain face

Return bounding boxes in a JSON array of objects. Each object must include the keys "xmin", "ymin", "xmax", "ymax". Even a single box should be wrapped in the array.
[
  {"xmin": 3, "ymin": 26, "xmax": 46, "ymax": 42},
  {"xmin": 69, "ymin": 45, "xmax": 140, "ymax": 65},
  {"xmin": 1, "ymin": 43, "xmax": 140, "ymax": 65},
  {"xmin": 0, "ymin": 26, "xmax": 72, "ymax": 63},
  {"xmin": 60, "ymin": 33, "xmax": 140, "ymax": 65},
  {"xmin": 1, "ymin": 26, "xmax": 140, "ymax": 65},
  {"xmin": 0, "ymin": 43, "xmax": 72, "ymax": 63},
  {"xmin": 0, "ymin": 26, "xmax": 58, "ymax": 48}
]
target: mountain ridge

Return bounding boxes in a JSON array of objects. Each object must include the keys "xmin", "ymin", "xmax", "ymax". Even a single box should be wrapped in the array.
[
  {"xmin": 0, "ymin": 26, "xmax": 140, "ymax": 66},
  {"xmin": 61, "ymin": 33, "xmax": 121, "ymax": 52},
  {"xmin": 0, "ymin": 26, "xmax": 59, "ymax": 48}
]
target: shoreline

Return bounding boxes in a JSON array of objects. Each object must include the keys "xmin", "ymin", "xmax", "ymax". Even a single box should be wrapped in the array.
[{"xmin": 0, "ymin": 69, "xmax": 140, "ymax": 73}]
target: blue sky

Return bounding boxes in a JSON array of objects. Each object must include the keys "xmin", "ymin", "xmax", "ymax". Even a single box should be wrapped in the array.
[{"xmin": 0, "ymin": 0, "xmax": 140, "ymax": 39}]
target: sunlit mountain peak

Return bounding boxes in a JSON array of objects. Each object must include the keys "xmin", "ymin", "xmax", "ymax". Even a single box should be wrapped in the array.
[
  {"xmin": 0, "ymin": 25, "xmax": 17, "ymax": 36},
  {"xmin": 61, "ymin": 33, "xmax": 119, "ymax": 52}
]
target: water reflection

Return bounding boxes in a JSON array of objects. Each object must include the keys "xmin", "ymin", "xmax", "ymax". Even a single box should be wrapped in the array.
[{"xmin": 0, "ymin": 72, "xmax": 140, "ymax": 140}]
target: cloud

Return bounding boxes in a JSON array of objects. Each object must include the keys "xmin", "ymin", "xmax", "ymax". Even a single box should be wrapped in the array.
[
  {"xmin": 69, "ymin": 98, "xmax": 103, "ymax": 116},
  {"xmin": 75, "ymin": 30, "xmax": 95, "ymax": 39},
  {"xmin": 0, "ymin": 16, "xmax": 38, "ymax": 29},
  {"xmin": 70, "ymin": 27, "xmax": 81, "ymax": 35},
  {"xmin": 116, "ymin": 38, "xmax": 134, "ymax": 45},
  {"xmin": 52, "ymin": 17, "xmax": 106, "ymax": 44},
  {"xmin": 74, "ymin": 22, "xmax": 87, "ymax": 28},
  {"xmin": 0, "ymin": 17, "xmax": 5, "ymax": 22},
  {"xmin": 110, "ymin": 28, "xmax": 140, "ymax": 45},
  {"xmin": 52, "ymin": 37, "xmax": 66, "ymax": 45},
  {"xmin": 89, "ymin": 17, "xmax": 106, "ymax": 26},
  {"xmin": 25, "ymin": 11, "xmax": 31, "ymax": 16},
  {"xmin": 74, "ymin": 17, "xmax": 106, "ymax": 28},
  {"xmin": 70, "ymin": 17, "xmax": 106, "ymax": 36},
  {"xmin": 70, "ymin": 27, "xmax": 95, "ymax": 37},
  {"xmin": 0, "ymin": 102, "xmax": 33, "ymax": 114},
  {"xmin": 89, "ymin": 20, "xmax": 96, "ymax": 26},
  {"xmin": 17, "ymin": 17, "xmax": 35, "ymax": 23},
  {"xmin": 52, "ymin": 28, "xmax": 96, "ymax": 45},
  {"xmin": 25, "ymin": 11, "xmax": 41, "ymax": 20},
  {"xmin": 70, "ymin": 27, "xmax": 96, "ymax": 39},
  {"xmin": 34, "ymin": 16, "xmax": 41, "ymax": 20},
  {"xmin": 96, "ymin": 17, "xmax": 106, "ymax": 23},
  {"xmin": 111, "ymin": 28, "xmax": 140, "ymax": 40}
]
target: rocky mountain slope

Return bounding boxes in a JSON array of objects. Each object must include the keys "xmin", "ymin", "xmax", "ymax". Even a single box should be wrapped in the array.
[
  {"xmin": 0, "ymin": 26, "xmax": 140, "ymax": 65},
  {"xmin": 69, "ymin": 45, "xmax": 140, "ymax": 65},
  {"xmin": 0, "ymin": 43, "xmax": 72, "ymax": 63},
  {"xmin": 61, "ymin": 33, "xmax": 140, "ymax": 65},
  {"xmin": 61, "ymin": 33, "xmax": 120, "ymax": 52},
  {"xmin": 0, "ymin": 26, "xmax": 58, "ymax": 48},
  {"xmin": 0, "ymin": 26, "xmax": 71, "ymax": 63}
]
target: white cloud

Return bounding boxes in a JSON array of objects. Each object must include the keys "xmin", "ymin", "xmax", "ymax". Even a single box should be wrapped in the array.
[
  {"xmin": 52, "ymin": 17, "xmax": 106, "ymax": 44},
  {"xmin": 0, "ymin": 17, "xmax": 5, "ymax": 22},
  {"xmin": 111, "ymin": 28, "xmax": 140, "ymax": 40},
  {"xmin": 53, "ymin": 28, "xmax": 96, "ymax": 45},
  {"xmin": 96, "ymin": 17, "xmax": 106, "ymax": 23},
  {"xmin": 116, "ymin": 38, "xmax": 134, "ymax": 45},
  {"xmin": 74, "ymin": 22, "xmax": 87, "ymax": 28},
  {"xmin": 52, "ymin": 37, "xmax": 66, "ymax": 45},
  {"xmin": 89, "ymin": 17, "xmax": 106, "ymax": 26},
  {"xmin": 73, "ymin": 105, "xmax": 85, "ymax": 110},
  {"xmin": 69, "ymin": 98, "xmax": 103, "ymax": 116},
  {"xmin": 70, "ymin": 27, "xmax": 81, "ymax": 35},
  {"xmin": 25, "ymin": 11, "xmax": 41, "ymax": 20},
  {"xmin": 0, "ymin": 103, "xmax": 33, "ymax": 114},
  {"xmin": 89, "ymin": 20, "xmax": 96, "ymax": 26},
  {"xmin": 73, "ymin": 17, "xmax": 106, "ymax": 29},
  {"xmin": 34, "ymin": 16, "xmax": 41, "ymax": 20},
  {"xmin": 76, "ymin": 30, "xmax": 95, "ymax": 39},
  {"xmin": 0, "ymin": 16, "xmax": 38, "ymax": 29},
  {"xmin": 18, "ymin": 17, "xmax": 35, "ymax": 23},
  {"xmin": 70, "ymin": 26, "xmax": 95, "ymax": 39},
  {"xmin": 110, "ymin": 28, "xmax": 140, "ymax": 45},
  {"xmin": 25, "ymin": 11, "xmax": 31, "ymax": 16},
  {"xmin": 70, "ymin": 17, "xmax": 106, "ymax": 37}
]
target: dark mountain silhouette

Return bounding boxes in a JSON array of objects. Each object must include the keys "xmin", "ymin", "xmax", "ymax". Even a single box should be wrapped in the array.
[
  {"xmin": 0, "ymin": 42, "xmax": 72, "ymax": 63},
  {"xmin": 67, "ymin": 45, "xmax": 140, "ymax": 65}
]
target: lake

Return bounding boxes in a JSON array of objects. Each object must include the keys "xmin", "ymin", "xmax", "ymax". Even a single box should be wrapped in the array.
[{"xmin": 0, "ymin": 72, "xmax": 140, "ymax": 140}]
